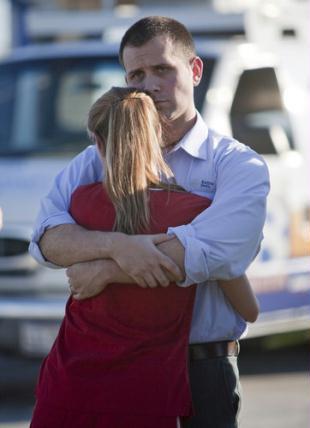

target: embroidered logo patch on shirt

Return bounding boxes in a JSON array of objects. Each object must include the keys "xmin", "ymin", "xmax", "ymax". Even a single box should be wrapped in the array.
[{"xmin": 200, "ymin": 180, "xmax": 215, "ymax": 191}]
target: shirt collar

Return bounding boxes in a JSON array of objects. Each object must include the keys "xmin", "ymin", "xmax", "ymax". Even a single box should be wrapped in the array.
[{"xmin": 166, "ymin": 111, "xmax": 209, "ymax": 160}]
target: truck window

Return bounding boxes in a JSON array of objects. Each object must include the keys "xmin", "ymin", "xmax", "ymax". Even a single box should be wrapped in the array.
[
  {"xmin": 230, "ymin": 67, "xmax": 295, "ymax": 155},
  {"xmin": 0, "ymin": 57, "xmax": 124, "ymax": 156}
]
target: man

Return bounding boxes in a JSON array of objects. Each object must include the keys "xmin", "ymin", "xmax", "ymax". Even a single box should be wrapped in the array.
[{"xmin": 30, "ymin": 16, "xmax": 269, "ymax": 427}]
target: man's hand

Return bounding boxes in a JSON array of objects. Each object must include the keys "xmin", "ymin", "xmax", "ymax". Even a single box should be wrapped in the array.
[
  {"xmin": 66, "ymin": 260, "xmax": 109, "ymax": 300},
  {"xmin": 111, "ymin": 233, "xmax": 183, "ymax": 288}
]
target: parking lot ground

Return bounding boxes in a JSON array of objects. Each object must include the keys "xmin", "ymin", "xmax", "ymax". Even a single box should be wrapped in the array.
[{"xmin": 0, "ymin": 339, "xmax": 309, "ymax": 428}]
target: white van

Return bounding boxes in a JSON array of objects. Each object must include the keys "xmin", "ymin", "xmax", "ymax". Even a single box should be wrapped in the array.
[{"xmin": 201, "ymin": 39, "xmax": 310, "ymax": 337}]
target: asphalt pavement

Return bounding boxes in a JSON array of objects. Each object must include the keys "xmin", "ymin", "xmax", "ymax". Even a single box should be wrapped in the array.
[{"xmin": 0, "ymin": 339, "xmax": 309, "ymax": 428}]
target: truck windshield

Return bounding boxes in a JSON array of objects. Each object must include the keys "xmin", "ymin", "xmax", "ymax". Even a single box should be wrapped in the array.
[{"xmin": 0, "ymin": 57, "xmax": 125, "ymax": 156}]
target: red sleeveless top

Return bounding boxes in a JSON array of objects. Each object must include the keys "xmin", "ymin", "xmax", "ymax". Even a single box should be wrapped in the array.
[{"xmin": 35, "ymin": 184, "xmax": 211, "ymax": 417}]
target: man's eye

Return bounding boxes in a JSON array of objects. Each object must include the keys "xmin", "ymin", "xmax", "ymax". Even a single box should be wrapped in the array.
[
  {"xmin": 157, "ymin": 66, "xmax": 170, "ymax": 73},
  {"xmin": 129, "ymin": 72, "xmax": 143, "ymax": 82}
]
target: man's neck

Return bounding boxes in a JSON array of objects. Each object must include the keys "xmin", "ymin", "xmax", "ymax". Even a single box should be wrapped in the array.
[{"xmin": 164, "ymin": 113, "xmax": 197, "ymax": 149}]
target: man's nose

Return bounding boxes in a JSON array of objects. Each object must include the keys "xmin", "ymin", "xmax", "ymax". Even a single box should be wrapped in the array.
[{"xmin": 142, "ymin": 75, "xmax": 160, "ymax": 93}]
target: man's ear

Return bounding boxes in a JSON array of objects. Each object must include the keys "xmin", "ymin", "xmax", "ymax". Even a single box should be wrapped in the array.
[{"xmin": 191, "ymin": 56, "xmax": 203, "ymax": 87}]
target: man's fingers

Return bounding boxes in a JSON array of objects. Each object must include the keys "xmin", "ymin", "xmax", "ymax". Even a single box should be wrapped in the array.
[
  {"xmin": 133, "ymin": 254, "xmax": 181, "ymax": 287},
  {"xmin": 133, "ymin": 274, "xmax": 159, "ymax": 288},
  {"xmin": 132, "ymin": 276, "xmax": 148, "ymax": 288},
  {"xmin": 160, "ymin": 255, "xmax": 183, "ymax": 281},
  {"xmin": 143, "ymin": 273, "xmax": 158, "ymax": 288},
  {"xmin": 152, "ymin": 268, "xmax": 170, "ymax": 287},
  {"xmin": 135, "ymin": 268, "xmax": 171, "ymax": 288}
]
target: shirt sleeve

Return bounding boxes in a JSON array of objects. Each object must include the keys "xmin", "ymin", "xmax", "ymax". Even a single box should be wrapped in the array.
[
  {"xmin": 29, "ymin": 145, "xmax": 102, "ymax": 266},
  {"xmin": 168, "ymin": 143, "xmax": 270, "ymax": 285}
]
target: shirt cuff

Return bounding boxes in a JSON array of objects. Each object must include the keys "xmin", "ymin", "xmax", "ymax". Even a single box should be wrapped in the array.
[
  {"xmin": 29, "ymin": 213, "xmax": 76, "ymax": 268},
  {"xmin": 167, "ymin": 224, "xmax": 210, "ymax": 287},
  {"xmin": 28, "ymin": 241, "xmax": 62, "ymax": 269}
]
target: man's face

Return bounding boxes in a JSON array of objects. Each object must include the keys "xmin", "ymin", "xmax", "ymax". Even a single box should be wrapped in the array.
[{"xmin": 123, "ymin": 36, "xmax": 201, "ymax": 123}]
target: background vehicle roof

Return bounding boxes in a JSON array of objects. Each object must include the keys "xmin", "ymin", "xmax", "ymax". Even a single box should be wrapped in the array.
[{"xmin": 1, "ymin": 38, "xmax": 229, "ymax": 64}]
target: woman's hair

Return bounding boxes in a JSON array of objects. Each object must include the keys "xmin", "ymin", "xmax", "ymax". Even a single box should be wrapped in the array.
[{"xmin": 87, "ymin": 86, "xmax": 174, "ymax": 234}]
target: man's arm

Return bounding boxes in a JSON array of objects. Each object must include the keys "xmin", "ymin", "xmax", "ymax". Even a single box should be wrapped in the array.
[
  {"xmin": 168, "ymin": 144, "xmax": 270, "ymax": 285},
  {"xmin": 67, "ymin": 243, "xmax": 259, "ymax": 325},
  {"xmin": 67, "ymin": 237, "xmax": 185, "ymax": 299},
  {"xmin": 29, "ymin": 145, "xmax": 102, "ymax": 267},
  {"xmin": 31, "ymin": 140, "xmax": 269, "ymax": 289},
  {"xmin": 30, "ymin": 144, "xmax": 181, "ymax": 286},
  {"xmin": 40, "ymin": 225, "xmax": 182, "ymax": 287},
  {"xmin": 39, "ymin": 224, "xmax": 118, "ymax": 266}
]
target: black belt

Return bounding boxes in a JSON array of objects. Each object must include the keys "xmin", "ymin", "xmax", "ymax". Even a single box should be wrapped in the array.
[{"xmin": 189, "ymin": 340, "xmax": 240, "ymax": 360}]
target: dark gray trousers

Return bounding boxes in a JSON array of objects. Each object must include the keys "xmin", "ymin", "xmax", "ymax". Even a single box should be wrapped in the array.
[{"xmin": 182, "ymin": 356, "xmax": 241, "ymax": 428}]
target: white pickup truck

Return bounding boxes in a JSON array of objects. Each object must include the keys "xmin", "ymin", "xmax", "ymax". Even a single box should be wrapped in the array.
[{"xmin": 0, "ymin": 36, "xmax": 309, "ymax": 385}]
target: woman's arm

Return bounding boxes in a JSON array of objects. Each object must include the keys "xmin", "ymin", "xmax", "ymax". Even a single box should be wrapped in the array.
[{"xmin": 218, "ymin": 275, "xmax": 259, "ymax": 323}]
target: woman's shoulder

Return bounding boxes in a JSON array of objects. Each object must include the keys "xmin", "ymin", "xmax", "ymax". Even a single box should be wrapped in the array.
[
  {"xmin": 148, "ymin": 189, "xmax": 212, "ymax": 232},
  {"xmin": 71, "ymin": 182, "xmax": 110, "ymax": 213},
  {"xmin": 70, "ymin": 183, "xmax": 115, "ymax": 231},
  {"xmin": 72, "ymin": 181, "xmax": 104, "ymax": 197}
]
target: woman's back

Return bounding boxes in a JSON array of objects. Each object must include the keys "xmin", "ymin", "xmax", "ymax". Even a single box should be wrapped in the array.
[{"xmin": 35, "ymin": 184, "xmax": 211, "ymax": 417}]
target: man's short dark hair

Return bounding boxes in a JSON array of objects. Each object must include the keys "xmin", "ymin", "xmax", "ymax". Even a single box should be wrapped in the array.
[{"xmin": 119, "ymin": 16, "xmax": 196, "ymax": 66}]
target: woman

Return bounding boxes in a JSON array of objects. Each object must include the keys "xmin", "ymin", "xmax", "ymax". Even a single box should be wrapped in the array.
[{"xmin": 30, "ymin": 87, "xmax": 258, "ymax": 428}]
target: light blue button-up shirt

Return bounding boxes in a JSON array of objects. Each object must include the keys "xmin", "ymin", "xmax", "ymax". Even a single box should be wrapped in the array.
[{"xmin": 29, "ymin": 112, "xmax": 270, "ymax": 343}]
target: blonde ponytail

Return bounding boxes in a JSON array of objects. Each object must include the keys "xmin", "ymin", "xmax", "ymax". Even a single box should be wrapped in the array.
[{"xmin": 87, "ymin": 87, "xmax": 174, "ymax": 234}]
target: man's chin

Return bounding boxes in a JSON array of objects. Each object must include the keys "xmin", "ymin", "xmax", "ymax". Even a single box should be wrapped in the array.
[
  {"xmin": 155, "ymin": 102, "xmax": 170, "ymax": 114},
  {"xmin": 158, "ymin": 107, "xmax": 174, "ymax": 120}
]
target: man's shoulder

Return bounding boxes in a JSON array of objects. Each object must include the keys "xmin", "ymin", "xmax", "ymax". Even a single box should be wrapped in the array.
[
  {"xmin": 60, "ymin": 144, "xmax": 103, "ymax": 183},
  {"xmin": 206, "ymin": 129, "xmax": 269, "ymax": 189},
  {"xmin": 207, "ymin": 128, "xmax": 264, "ymax": 164},
  {"xmin": 75, "ymin": 144, "xmax": 99, "ymax": 162},
  {"xmin": 69, "ymin": 145, "xmax": 101, "ymax": 170},
  {"xmin": 208, "ymin": 128, "xmax": 247, "ymax": 152}
]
